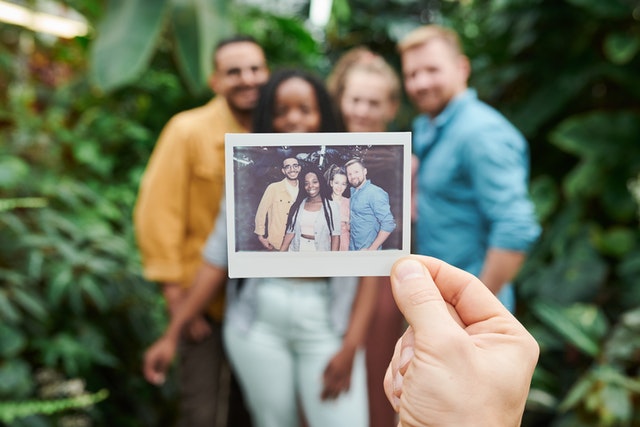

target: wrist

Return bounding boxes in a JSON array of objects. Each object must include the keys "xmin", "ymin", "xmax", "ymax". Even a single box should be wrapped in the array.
[{"xmin": 340, "ymin": 338, "xmax": 359, "ymax": 355}]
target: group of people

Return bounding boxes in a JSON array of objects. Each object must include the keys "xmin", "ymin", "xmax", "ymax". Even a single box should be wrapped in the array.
[
  {"xmin": 254, "ymin": 154, "xmax": 396, "ymax": 253},
  {"xmin": 136, "ymin": 24, "xmax": 540, "ymax": 427}
]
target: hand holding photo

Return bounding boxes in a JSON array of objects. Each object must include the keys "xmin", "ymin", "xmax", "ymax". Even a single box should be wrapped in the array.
[{"xmin": 225, "ymin": 131, "xmax": 411, "ymax": 277}]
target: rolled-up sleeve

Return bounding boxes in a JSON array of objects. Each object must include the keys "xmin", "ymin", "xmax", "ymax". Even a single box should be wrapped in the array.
[
  {"xmin": 468, "ymin": 126, "xmax": 541, "ymax": 252},
  {"xmin": 373, "ymin": 189, "xmax": 396, "ymax": 233}
]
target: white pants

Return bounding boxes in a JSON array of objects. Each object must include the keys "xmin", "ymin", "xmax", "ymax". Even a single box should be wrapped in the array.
[{"xmin": 223, "ymin": 279, "xmax": 368, "ymax": 427}]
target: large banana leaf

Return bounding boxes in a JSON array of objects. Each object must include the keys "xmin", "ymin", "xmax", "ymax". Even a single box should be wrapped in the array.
[
  {"xmin": 89, "ymin": 0, "xmax": 169, "ymax": 92},
  {"xmin": 171, "ymin": 0, "xmax": 232, "ymax": 95}
]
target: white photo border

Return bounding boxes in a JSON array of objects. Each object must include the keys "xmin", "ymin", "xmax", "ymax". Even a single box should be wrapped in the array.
[{"xmin": 225, "ymin": 132, "xmax": 411, "ymax": 278}]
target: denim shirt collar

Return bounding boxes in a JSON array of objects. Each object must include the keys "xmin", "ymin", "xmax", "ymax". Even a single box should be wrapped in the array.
[
  {"xmin": 431, "ymin": 88, "xmax": 476, "ymax": 129},
  {"xmin": 413, "ymin": 89, "xmax": 476, "ymax": 160}
]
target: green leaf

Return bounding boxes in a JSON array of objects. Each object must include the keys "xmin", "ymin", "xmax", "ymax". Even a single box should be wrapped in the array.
[
  {"xmin": 511, "ymin": 71, "xmax": 592, "ymax": 137},
  {"xmin": 0, "ymin": 359, "xmax": 32, "ymax": 396},
  {"xmin": 171, "ymin": 0, "xmax": 232, "ymax": 94},
  {"xmin": 603, "ymin": 306, "xmax": 640, "ymax": 362},
  {"xmin": 0, "ymin": 389, "xmax": 109, "ymax": 423},
  {"xmin": 566, "ymin": 0, "xmax": 632, "ymax": 18},
  {"xmin": 520, "ymin": 228, "xmax": 608, "ymax": 304},
  {"xmin": 12, "ymin": 287, "xmax": 48, "ymax": 321},
  {"xmin": 530, "ymin": 175, "xmax": 559, "ymax": 222},
  {"xmin": 564, "ymin": 160, "xmax": 602, "ymax": 200},
  {"xmin": 550, "ymin": 111, "xmax": 640, "ymax": 160},
  {"xmin": 89, "ymin": 0, "xmax": 169, "ymax": 92},
  {"xmin": 0, "ymin": 290, "xmax": 20, "ymax": 323},
  {"xmin": 531, "ymin": 301, "xmax": 607, "ymax": 357},
  {"xmin": 0, "ymin": 324, "xmax": 27, "ymax": 357},
  {"xmin": 48, "ymin": 267, "xmax": 72, "ymax": 307},
  {"xmin": 79, "ymin": 275, "xmax": 108, "ymax": 312},
  {"xmin": 591, "ymin": 226, "xmax": 636, "ymax": 258},
  {"xmin": 38, "ymin": 334, "xmax": 88, "ymax": 376},
  {"xmin": 0, "ymin": 156, "xmax": 29, "ymax": 189},
  {"xmin": 73, "ymin": 140, "xmax": 113, "ymax": 176},
  {"xmin": 599, "ymin": 379, "xmax": 633, "ymax": 424},
  {"xmin": 604, "ymin": 32, "xmax": 640, "ymax": 65},
  {"xmin": 559, "ymin": 372, "xmax": 595, "ymax": 411}
]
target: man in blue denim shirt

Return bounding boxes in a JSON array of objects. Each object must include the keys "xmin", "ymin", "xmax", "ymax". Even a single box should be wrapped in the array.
[
  {"xmin": 398, "ymin": 25, "xmax": 540, "ymax": 311},
  {"xmin": 346, "ymin": 159, "xmax": 396, "ymax": 250}
]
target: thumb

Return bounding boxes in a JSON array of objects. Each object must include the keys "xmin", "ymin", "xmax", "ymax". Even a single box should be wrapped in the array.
[{"xmin": 390, "ymin": 257, "xmax": 458, "ymax": 337}]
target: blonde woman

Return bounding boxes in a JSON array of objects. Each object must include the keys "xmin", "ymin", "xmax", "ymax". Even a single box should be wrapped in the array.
[{"xmin": 327, "ymin": 47, "xmax": 404, "ymax": 427}]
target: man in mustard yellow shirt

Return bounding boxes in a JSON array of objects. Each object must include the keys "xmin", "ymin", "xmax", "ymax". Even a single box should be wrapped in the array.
[
  {"xmin": 255, "ymin": 156, "xmax": 301, "ymax": 250},
  {"xmin": 134, "ymin": 35, "xmax": 268, "ymax": 427}
]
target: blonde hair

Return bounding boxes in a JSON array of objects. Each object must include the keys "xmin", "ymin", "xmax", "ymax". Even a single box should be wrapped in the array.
[
  {"xmin": 327, "ymin": 46, "xmax": 401, "ymax": 105},
  {"xmin": 397, "ymin": 25, "xmax": 463, "ymax": 56}
]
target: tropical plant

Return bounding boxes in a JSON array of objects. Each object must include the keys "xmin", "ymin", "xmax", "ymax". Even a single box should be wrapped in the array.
[
  {"xmin": 0, "ymin": 20, "xmax": 190, "ymax": 425},
  {"xmin": 3, "ymin": 0, "xmax": 640, "ymax": 425},
  {"xmin": 89, "ymin": 0, "xmax": 325, "ymax": 94},
  {"xmin": 444, "ymin": 0, "xmax": 640, "ymax": 425}
]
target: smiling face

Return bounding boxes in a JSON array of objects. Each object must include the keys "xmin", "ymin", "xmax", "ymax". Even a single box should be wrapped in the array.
[
  {"xmin": 272, "ymin": 77, "xmax": 322, "ymax": 133},
  {"xmin": 304, "ymin": 172, "xmax": 321, "ymax": 198},
  {"xmin": 281, "ymin": 157, "xmax": 301, "ymax": 181},
  {"xmin": 330, "ymin": 172, "xmax": 348, "ymax": 198},
  {"xmin": 340, "ymin": 69, "xmax": 398, "ymax": 133},
  {"xmin": 210, "ymin": 41, "xmax": 269, "ymax": 114},
  {"xmin": 401, "ymin": 38, "xmax": 469, "ymax": 117},
  {"xmin": 346, "ymin": 162, "xmax": 367, "ymax": 189}
]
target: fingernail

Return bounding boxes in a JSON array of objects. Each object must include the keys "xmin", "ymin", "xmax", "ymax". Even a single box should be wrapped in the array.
[{"xmin": 395, "ymin": 259, "xmax": 425, "ymax": 282}]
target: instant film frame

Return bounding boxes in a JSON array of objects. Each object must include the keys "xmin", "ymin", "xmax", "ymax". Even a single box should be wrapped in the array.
[{"xmin": 225, "ymin": 132, "xmax": 411, "ymax": 278}]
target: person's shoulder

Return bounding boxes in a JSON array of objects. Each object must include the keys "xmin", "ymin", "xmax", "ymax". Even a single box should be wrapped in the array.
[
  {"xmin": 263, "ymin": 179, "xmax": 284, "ymax": 191},
  {"xmin": 458, "ymin": 93, "xmax": 517, "ymax": 130},
  {"xmin": 371, "ymin": 180, "xmax": 387, "ymax": 193},
  {"xmin": 453, "ymin": 94, "xmax": 524, "ymax": 143},
  {"xmin": 168, "ymin": 97, "xmax": 232, "ymax": 128}
]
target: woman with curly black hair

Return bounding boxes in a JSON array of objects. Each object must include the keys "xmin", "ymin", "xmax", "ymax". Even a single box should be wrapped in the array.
[{"xmin": 280, "ymin": 164, "xmax": 340, "ymax": 252}]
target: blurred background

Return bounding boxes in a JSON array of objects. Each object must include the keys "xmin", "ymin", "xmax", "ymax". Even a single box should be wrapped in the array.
[{"xmin": 1, "ymin": 0, "xmax": 639, "ymax": 425}]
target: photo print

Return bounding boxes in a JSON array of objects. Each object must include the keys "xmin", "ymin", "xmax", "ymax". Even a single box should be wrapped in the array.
[{"xmin": 225, "ymin": 132, "xmax": 411, "ymax": 278}]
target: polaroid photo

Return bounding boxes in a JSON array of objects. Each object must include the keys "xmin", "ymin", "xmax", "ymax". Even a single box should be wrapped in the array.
[{"xmin": 225, "ymin": 132, "xmax": 411, "ymax": 278}]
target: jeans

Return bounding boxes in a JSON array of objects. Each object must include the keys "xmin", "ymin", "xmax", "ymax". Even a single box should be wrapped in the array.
[{"xmin": 223, "ymin": 279, "xmax": 368, "ymax": 427}]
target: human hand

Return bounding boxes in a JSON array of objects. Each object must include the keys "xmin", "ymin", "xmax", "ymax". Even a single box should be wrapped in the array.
[
  {"xmin": 384, "ymin": 256, "xmax": 539, "ymax": 427},
  {"xmin": 321, "ymin": 344, "xmax": 356, "ymax": 400},
  {"xmin": 258, "ymin": 235, "xmax": 274, "ymax": 250},
  {"xmin": 143, "ymin": 335, "xmax": 178, "ymax": 385},
  {"xmin": 185, "ymin": 315, "xmax": 212, "ymax": 342}
]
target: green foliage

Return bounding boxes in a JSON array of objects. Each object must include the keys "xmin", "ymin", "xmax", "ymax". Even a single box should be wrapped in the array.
[
  {"xmin": 89, "ymin": 0, "xmax": 323, "ymax": 95},
  {"xmin": 1, "ymin": 25, "xmax": 181, "ymax": 426},
  {"xmin": 234, "ymin": 6, "xmax": 325, "ymax": 72},
  {"xmin": 89, "ymin": 0, "xmax": 169, "ymax": 92},
  {"xmin": 0, "ymin": 389, "xmax": 108, "ymax": 424},
  {"xmin": 3, "ymin": 0, "xmax": 640, "ymax": 425},
  {"xmin": 443, "ymin": 0, "xmax": 640, "ymax": 425},
  {"xmin": 172, "ymin": 0, "xmax": 232, "ymax": 93}
]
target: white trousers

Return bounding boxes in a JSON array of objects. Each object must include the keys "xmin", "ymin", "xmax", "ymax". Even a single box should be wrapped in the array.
[{"xmin": 223, "ymin": 279, "xmax": 368, "ymax": 427}]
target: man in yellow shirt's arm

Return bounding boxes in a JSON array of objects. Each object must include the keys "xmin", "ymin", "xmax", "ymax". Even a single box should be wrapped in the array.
[{"xmin": 133, "ymin": 35, "xmax": 268, "ymax": 427}]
